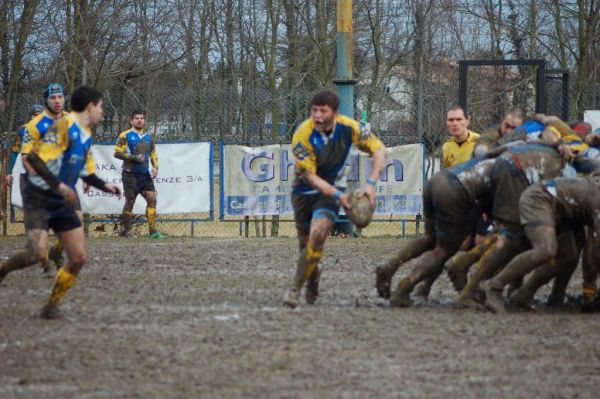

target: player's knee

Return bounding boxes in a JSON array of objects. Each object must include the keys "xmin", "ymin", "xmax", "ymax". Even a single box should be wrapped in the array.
[
  {"xmin": 27, "ymin": 247, "xmax": 47, "ymax": 264},
  {"xmin": 69, "ymin": 250, "xmax": 87, "ymax": 268}
]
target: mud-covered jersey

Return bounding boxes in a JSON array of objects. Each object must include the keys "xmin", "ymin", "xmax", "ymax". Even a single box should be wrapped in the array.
[
  {"xmin": 447, "ymin": 157, "xmax": 496, "ymax": 204},
  {"xmin": 28, "ymin": 114, "xmax": 95, "ymax": 190},
  {"xmin": 291, "ymin": 114, "xmax": 383, "ymax": 194},
  {"xmin": 442, "ymin": 130, "xmax": 480, "ymax": 167},
  {"xmin": 542, "ymin": 177, "xmax": 600, "ymax": 231},
  {"xmin": 499, "ymin": 118, "xmax": 589, "ymax": 153},
  {"xmin": 20, "ymin": 110, "xmax": 62, "ymax": 155},
  {"xmin": 114, "ymin": 130, "xmax": 157, "ymax": 174},
  {"xmin": 499, "ymin": 143, "xmax": 565, "ymax": 184}
]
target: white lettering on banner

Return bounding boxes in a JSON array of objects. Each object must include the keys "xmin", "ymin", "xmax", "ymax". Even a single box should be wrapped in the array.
[
  {"xmin": 11, "ymin": 143, "xmax": 213, "ymax": 214},
  {"xmin": 221, "ymin": 143, "xmax": 424, "ymax": 216}
]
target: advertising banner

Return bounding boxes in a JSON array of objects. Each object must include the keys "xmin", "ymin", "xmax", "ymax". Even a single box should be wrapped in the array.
[
  {"xmin": 12, "ymin": 142, "xmax": 213, "ymax": 214},
  {"xmin": 220, "ymin": 143, "xmax": 424, "ymax": 217}
]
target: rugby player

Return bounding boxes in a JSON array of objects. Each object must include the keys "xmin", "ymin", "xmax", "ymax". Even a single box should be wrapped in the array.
[
  {"xmin": 114, "ymin": 110, "xmax": 163, "ymax": 238},
  {"xmin": 283, "ymin": 90, "xmax": 386, "ymax": 308},
  {"xmin": 485, "ymin": 176, "xmax": 600, "ymax": 314},
  {"xmin": 0, "ymin": 86, "xmax": 121, "ymax": 318}
]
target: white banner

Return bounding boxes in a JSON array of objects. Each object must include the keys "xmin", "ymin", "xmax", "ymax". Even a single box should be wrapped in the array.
[
  {"xmin": 221, "ymin": 143, "xmax": 424, "ymax": 216},
  {"xmin": 584, "ymin": 110, "xmax": 600, "ymax": 132},
  {"xmin": 11, "ymin": 142, "xmax": 213, "ymax": 214}
]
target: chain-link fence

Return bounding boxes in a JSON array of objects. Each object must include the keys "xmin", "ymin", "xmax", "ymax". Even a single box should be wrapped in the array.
[{"xmin": 1, "ymin": 66, "xmax": 599, "ymax": 238}]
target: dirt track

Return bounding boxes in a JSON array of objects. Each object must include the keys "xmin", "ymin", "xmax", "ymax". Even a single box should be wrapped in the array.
[{"xmin": 1, "ymin": 237, "xmax": 599, "ymax": 398}]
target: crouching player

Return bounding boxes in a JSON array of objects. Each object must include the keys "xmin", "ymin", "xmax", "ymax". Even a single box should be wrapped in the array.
[
  {"xmin": 283, "ymin": 90, "xmax": 387, "ymax": 308},
  {"xmin": 0, "ymin": 86, "xmax": 121, "ymax": 318},
  {"xmin": 485, "ymin": 176, "xmax": 600, "ymax": 313}
]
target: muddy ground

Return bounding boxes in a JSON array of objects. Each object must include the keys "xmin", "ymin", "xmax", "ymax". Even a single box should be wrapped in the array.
[{"xmin": 1, "ymin": 237, "xmax": 599, "ymax": 398}]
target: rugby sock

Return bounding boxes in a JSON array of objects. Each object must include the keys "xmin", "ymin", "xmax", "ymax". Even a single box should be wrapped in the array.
[
  {"xmin": 47, "ymin": 268, "xmax": 77, "ymax": 305},
  {"xmin": 121, "ymin": 210, "xmax": 133, "ymax": 233},
  {"xmin": 146, "ymin": 207, "xmax": 157, "ymax": 234},
  {"xmin": 304, "ymin": 243, "xmax": 323, "ymax": 279},
  {"xmin": 583, "ymin": 282, "xmax": 597, "ymax": 301}
]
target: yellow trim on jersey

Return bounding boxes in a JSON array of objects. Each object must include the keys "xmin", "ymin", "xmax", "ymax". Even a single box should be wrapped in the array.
[
  {"xmin": 291, "ymin": 114, "xmax": 383, "ymax": 173},
  {"xmin": 114, "ymin": 131, "xmax": 130, "ymax": 155},
  {"xmin": 34, "ymin": 117, "xmax": 70, "ymax": 163}
]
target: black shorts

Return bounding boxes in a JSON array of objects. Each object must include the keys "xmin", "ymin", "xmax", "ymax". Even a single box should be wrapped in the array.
[
  {"xmin": 22, "ymin": 173, "xmax": 81, "ymax": 211},
  {"xmin": 292, "ymin": 192, "xmax": 340, "ymax": 234},
  {"xmin": 490, "ymin": 158, "xmax": 528, "ymax": 225},
  {"xmin": 123, "ymin": 171, "xmax": 155, "ymax": 199},
  {"xmin": 22, "ymin": 181, "xmax": 81, "ymax": 233},
  {"xmin": 423, "ymin": 170, "xmax": 477, "ymax": 240}
]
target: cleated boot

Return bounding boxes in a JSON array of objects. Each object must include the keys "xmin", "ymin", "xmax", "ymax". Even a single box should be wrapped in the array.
[
  {"xmin": 40, "ymin": 302, "xmax": 61, "ymax": 319},
  {"xmin": 413, "ymin": 277, "xmax": 434, "ymax": 301},
  {"xmin": 375, "ymin": 265, "xmax": 393, "ymax": 299},
  {"xmin": 447, "ymin": 262, "xmax": 469, "ymax": 292},
  {"xmin": 484, "ymin": 282, "xmax": 506, "ymax": 314},
  {"xmin": 149, "ymin": 232, "xmax": 166, "ymax": 239},
  {"xmin": 305, "ymin": 265, "xmax": 321, "ymax": 305},
  {"xmin": 283, "ymin": 288, "xmax": 300, "ymax": 309},
  {"xmin": 389, "ymin": 278, "xmax": 413, "ymax": 308},
  {"xmin": 509, "ymin": 287, "xmax": 535, "ymax": 311}
]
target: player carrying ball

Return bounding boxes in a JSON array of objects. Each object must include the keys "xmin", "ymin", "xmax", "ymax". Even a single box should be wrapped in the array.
[{"xmin": 283, "ymin": 90, "xmax": 387, "ymax": 308}]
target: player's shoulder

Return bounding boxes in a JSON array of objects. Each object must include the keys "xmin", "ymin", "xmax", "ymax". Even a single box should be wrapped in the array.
[
  {"xmin": 24, "ymin": 112, "xmax": 46, "ymax": 131},
  {"xmin": 293, "ymin": 118, "xmax": 315, "ymax": 141},
  {"xmin": 467, "ymin": 130, "xmax": 480, "ymax": 141},
  {"xmin": 335, "ymin": 114, "xmax": 359, "ymax": 130},
  {"xmin": 118, "ymin": 129, "xmax": 133, "ymax": 138}
]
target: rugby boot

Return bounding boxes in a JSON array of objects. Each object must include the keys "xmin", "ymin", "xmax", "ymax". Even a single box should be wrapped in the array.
[
  {"xmin": 413, "ymin": 277, "xmax": 433, "ymax": 301},
  {"xmin": 447, "ymin": 261, "xmax": 469, "ymax": 293},
  {"xmin": 305, "ymin": 265, "xmax": 322, "ymax": 305},
  {"xmin": 389, "ymin": 278, "xmax": 413, "ymax": 308},
  {"xmin": 149, "ymin": 232, "xmax": 166, "ymax": 239},
  {"xmin": 283, "ymin": 264, "xmax": 308, "ymax": 309},
  {"xmin": 508, "ymin": 287, "xmax": 535, "ymax": 311},
  {"xmin": 375, "ymin": 264, "xmax": 394, "ymax": 299},
  {"xmin": 40, "ymin": 302, "xmax": 61, "ymax": 319},
  {"xmin": 483, "ymin": 282, "xmax": 506, "ymax": 314}
]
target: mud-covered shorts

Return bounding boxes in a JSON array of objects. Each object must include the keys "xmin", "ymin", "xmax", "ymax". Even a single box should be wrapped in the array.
[
  {"xmin": 123, "ymin": 171, "xmax": 155, "ymax": 199},
  {"xmin": 422, "ymin": 170, "xmax": 477, "ymax": 241},
  {"xmin": 292, "ymin": 192, "xmax": 340, "ymax": 234},
  {"xmin": 518, "ymin": 183, "xmax": 558, "ymax": 227},
  {"xmin": 490, "ymin": 157, "xmax": 529, "ymax": 225},
  {"xmin": 22, "ymin": 181, "xmax": 81, "ymax": 233}
]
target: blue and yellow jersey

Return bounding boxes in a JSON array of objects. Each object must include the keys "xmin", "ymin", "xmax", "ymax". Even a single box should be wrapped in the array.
[
  {"xmin": 114, "ymin": 130, "xmax": 157, "ymax": 174},
  {"xmin": 28, "ymin": 115, "xmax": 95, "ymax": 190},
  {"xmin": 291, "ymin": 114, "xmax": 383, "ymax": 194},
  {"xmin": 20, "ymin": 111, "xmax": 62, "ymax": 155}
]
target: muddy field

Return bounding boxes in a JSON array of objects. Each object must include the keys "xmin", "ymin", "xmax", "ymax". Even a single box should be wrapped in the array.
[{"xmin": 1, "ymin": 236, "xmax": 599, "ymax": 398}]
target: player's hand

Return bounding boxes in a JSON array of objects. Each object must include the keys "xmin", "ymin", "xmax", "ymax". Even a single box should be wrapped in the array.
[
  {"xmin": 151, "ymin": 167, "xmax": 158, "ymax": 178},
  {"xmin": 5, "ymin": 175, "xmax": 13, "ymax": 186},
  {"xmin": 558, "ymin": 144, "xmax": 576, "ymax": 162},
  {"xmin": 339, "ymin": 193, "xmax": 351, "ymax": 210},
  {"xmin": 105, "ymin": 183, "xmax": 122, "ymax": 200},
  {"xmin": 359, "ymin": 184, "xmax": 377, "ymax": 208},
  {"xmin": 58, "ymin": 182, "xmax": 78, "ymax": 205},
  {"xmin": 83, "ymin": 182, "xmax": 90, "ymax": 193}
]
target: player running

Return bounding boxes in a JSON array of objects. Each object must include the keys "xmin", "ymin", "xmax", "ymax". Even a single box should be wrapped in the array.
[
  {"xmin": 0, "ymin": 86, "xmax": 121, "ymax": 319},
  {"xmin": 283, "ymin": 90, "xmax": 386, "ymax": 308}
]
